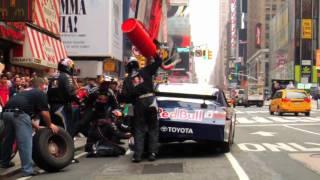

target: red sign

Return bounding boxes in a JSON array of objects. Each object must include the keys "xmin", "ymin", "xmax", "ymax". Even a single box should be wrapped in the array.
[
  {"xmin": 256, "ymin": 23, "xmax": 262, "ymax": 48},
  {"xmin": 0, "ymin": 24, "xmax": 25, "ymax": 43}
]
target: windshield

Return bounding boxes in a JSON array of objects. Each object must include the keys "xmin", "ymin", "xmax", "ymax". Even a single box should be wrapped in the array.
[
  {"xmin": 286, "ymin": 91, "xmax": 307, "ymax": 99},
  {"xmin": 157, "ymin": 83, "xmax": 218, "ymax": 96}
]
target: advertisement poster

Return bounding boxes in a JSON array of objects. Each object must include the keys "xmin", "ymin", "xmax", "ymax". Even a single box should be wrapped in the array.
[
  {"xmin": 60, "ymin": 0, "xmax": 122, "ymax": 59},
  {"xmin": 34, "ymin": 0, "xmax": 60, "ymax": 35}
]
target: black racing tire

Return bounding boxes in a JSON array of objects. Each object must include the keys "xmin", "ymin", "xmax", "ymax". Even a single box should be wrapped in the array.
[
  {"xmin": 221, "ymin": 141, "xmax": 231, "ymax": 153},
  {"xmin": 33, "ymin": 128, "xmax": 74, "ymax": 172}
]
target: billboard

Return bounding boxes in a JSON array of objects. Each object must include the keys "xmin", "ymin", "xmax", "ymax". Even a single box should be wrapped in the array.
[
  {"xmin": 60, "ymin": 0, "xmax": 123, "ymax": 59},
  {"xmin": 34, "ymin": 0, "xmax": 60, "ymax": 35},
  {"xmin": 0, "ymin": 0, "xmax": 32, "ymax": 21},
  {"xmin": 255, "ymin": 23, "xmax": 261, "ymax": 48},
  {"xmin": 230, "ymin": 0, "xmax": 237, "ymax": 58}
]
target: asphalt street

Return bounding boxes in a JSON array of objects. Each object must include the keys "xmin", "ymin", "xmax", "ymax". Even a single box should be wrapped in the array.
[{"xmin": 7, "ymin": 106, "xmax": 320, "ymax": 180}]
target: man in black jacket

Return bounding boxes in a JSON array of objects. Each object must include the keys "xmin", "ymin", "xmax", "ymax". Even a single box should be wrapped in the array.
[{"xmin": 47, "ymin": 58, "xmax": 78, "ymax": 136}]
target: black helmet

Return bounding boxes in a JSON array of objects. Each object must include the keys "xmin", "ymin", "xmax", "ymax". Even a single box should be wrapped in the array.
[
  {"xmin": 126, "ymin": 56, "xmax": 139, "ymax": 74},
  {"xmin": 58, "ymin": 58, "xmax": 75, "ymax": 75}
]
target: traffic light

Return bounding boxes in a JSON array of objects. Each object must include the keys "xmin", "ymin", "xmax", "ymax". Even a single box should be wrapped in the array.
[
  {"xmin": 137, "ymin": 56, "xmax": 146, "ymax": 68},
  {"xmin": 202, "ymin": 49, "xmax": 207, "ymax": 60},
  {"xmin": 208, "ymin": 50, "xmax": 212, "ymax": 60}
]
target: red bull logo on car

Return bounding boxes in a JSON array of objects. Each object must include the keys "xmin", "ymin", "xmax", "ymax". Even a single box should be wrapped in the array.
[{"xmin": 158, "ymin": 108, "xmax": 226, "ymax": 121}]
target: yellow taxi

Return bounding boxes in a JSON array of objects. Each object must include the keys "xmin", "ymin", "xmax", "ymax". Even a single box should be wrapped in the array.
[{"xmin": 269, "ymin": 89, "xmax": 311, "ymax": 116}]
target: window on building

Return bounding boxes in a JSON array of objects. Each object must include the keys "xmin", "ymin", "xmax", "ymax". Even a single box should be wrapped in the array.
[
  {"xmin": 272, "ymin": 5, "xmax": 276, "ymax": 11},
  {"xmin": 266, "ymin": 33, "xmax": 270, "ymax": 39},
  {"xmin": 266, "ymin": 14, "xmax": 270, "ymax": 20}
]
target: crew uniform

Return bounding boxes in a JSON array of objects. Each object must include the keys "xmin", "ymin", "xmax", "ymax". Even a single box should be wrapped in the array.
[
  {"xmin": 0, "ymin": 88, "xmax": 50, "ymax": 176},
  {"xmin": 47, "ymin": 58, "xmax": 78, "ymax": 136},
  {"xmin": 85, "ymin": 92, "xmax": 128, "ymax": 157},
  {"xmin": 131, "ymin": 55, "xmax": 162, "ymax": 162}
]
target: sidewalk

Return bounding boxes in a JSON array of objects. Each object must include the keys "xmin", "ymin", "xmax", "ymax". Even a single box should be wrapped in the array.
[{"xmin": 0, "ymin": 137, "xmax": 86, "ymax": 178}]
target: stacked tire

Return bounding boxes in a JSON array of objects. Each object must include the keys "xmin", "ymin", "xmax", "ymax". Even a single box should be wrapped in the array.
[{"xmin": 32, "ymin": 128, "xmax": 74, "ymax": 172}]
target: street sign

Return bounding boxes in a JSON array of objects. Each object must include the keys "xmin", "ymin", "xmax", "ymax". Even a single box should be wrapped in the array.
[
  {"xmin": 301, "ymin": 60, "xmax": 312, "ymax": 66},
  {"xmin": 302, "ymin": 19, "xmax": 312, "ymax": 39}
]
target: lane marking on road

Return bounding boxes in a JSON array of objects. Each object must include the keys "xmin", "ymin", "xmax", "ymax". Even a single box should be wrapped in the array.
[
  {"xmin": 237, "ymin": 117, "xmax": 255, "ymax": 124},
  {"xmin": 283, "ymin": 125, "xmax": 320, "ymax": 136},
  {"xmin": 238, "ymin": 123, "xmax": 320, "ymax": 127},
  {"xmin": 251, "ymin": 116, "xmax": 273, "ymax": 123},
  {"xmin": 225, "ymin": 152, "xmax": 250, "ymax": 180}
]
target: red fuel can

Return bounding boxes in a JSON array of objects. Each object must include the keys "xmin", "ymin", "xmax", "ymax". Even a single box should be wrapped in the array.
[{"xmin": 122, "ymin": 19, "xmax": 157, "ymax": 58}]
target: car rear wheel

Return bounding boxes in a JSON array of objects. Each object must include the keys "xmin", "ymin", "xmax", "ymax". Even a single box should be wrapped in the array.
[
  {"xmin": 33, "ymin": 128, "xmax": 74, "ymax": 172},
  {"xmin": 305, "ymin": 112, "xmax": 310, "ymax": 116},
  {"xmin": 294, "ymin": 113, "xmax": 298, "ymax": 116},
  {"xmin": 221, "ymin": 141, "xmax": 231, "ymax": 153}
]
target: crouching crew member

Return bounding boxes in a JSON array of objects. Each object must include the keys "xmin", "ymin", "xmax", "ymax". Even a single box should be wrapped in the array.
[
  {"xmin": 85, "ymin": 92, "xmax": 130, "ymax": 157},
  {"xmin": 0, "ymin": 78, "xmax": 59, "ymax": 177}
]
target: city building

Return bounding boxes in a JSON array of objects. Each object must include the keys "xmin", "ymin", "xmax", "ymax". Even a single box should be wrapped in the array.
[
  {"xmin": 0, "ymin": 0, "xmax": 67, "ymax": 75},
  {"xmin": 268, "ymin": 0, "xmax": 320, "ymax": 86},
  {"xmin": 246, "ymin": 0, "xmax": 286, "ymax": 88},
  {"xmin": 211, "ymin": 0, "xmax": 230, "ymax": 88}
]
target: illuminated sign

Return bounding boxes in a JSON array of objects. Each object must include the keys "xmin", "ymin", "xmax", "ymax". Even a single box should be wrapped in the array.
[
  {"xmin": 0, "ymin": 0, "xmax": 32, "ymax": 21},
  {"xmin": 0, "ymin": 23, "xmax": 24, "ymax": 43},
  {"xmin": 302, "ymin": 19, "xmax": 312, "ymax": 39},
  {"xmin": 230, "ymin": 0, "xmax": 237, "ymax": 57},
  {"xmin": 256, "ymin": 23, "xmax": 262, "ymax": 48}
]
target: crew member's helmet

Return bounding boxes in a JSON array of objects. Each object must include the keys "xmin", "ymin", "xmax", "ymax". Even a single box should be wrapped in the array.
[
  {"xmin": 126, "ymin": 56, "xmax": 139, "ymax": 74},
  {"xmin": 58, "ymin": 58, "xmax": 75, "ymax": 75}
]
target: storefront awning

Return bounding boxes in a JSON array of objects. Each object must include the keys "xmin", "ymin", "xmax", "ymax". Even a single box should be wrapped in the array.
[{"xmin": 12, "ymin": 26, "xmax": 67, "ymax": 69}]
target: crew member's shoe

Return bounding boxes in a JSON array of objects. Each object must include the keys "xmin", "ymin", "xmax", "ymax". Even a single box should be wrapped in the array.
[
  {"xmin": 22, "ymin": 170, "xmax": 40, "ymax": 177},
  {"xmin": 132, "ymin": 154, "xmax": 142, "ymax": 163},
  {"xmin": 72, "ymin": 158, "xmax": 80, "ymax": 163},
  {"xmin": 148, "ymin": 153, "xmax": 156, "ymax": 161},
  {"xmin": 0, "ymin": 162, "xmax": 15, "ymax": 168}
]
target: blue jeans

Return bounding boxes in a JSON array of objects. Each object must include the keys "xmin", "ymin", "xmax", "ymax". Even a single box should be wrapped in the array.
[{"xmin": 1, "ymin": 112, "xmax": 33, "ymax": 174}]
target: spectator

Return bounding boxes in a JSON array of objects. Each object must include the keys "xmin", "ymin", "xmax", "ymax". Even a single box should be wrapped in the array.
[
  {"xmin": 9, "ymin": 77, "xmax": 23, "ymax": 97},
  {"xmin": 0, "ymin": 74, "xmax": 10, "ymax": 106}
]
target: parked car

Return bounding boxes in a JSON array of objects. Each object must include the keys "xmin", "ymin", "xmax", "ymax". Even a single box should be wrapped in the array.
[{"xmin": 269, "ymin": 89, "xmax": 311, "ymax": 116}]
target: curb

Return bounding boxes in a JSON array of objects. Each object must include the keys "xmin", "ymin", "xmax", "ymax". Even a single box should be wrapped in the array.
[{"xmin": 0, "ymin": 141, "xmax": 85, "ymax": 178}]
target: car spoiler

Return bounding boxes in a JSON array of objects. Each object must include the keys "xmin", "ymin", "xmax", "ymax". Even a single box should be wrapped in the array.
[{"xmin": 156, "ymin": 92, "xmax": 217, "ymax": 101}]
